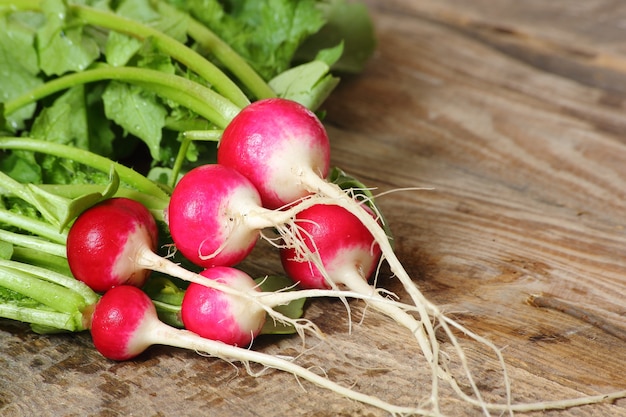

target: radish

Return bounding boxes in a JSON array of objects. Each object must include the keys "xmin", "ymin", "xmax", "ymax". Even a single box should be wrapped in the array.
[
  {"xmin": 180, "ymin": 266, "xmax": 266, "ymax": 347},
  {"xmin": 217, "ymin": 98, "xmax": 330, "ymax": 210},
  {"xmin": 279, "ymin": 203, "xmax": 433, "ymax": 351},
  {"xmin": 89, "ymin": 284, "xmax": 430, "ymax": 416},
  {"xmin": 164, "ymin": 163, "xmax": 267, "ymax": 268},
  {"xmin": 67, "ymin": 197, "xmax": 159, "ymax": 292},
  {"xmin": 217, "ymin": 97, "xmax": 513, "ymax": 412},
  {"xmin": 280, "ymin": 203, "xmax": 382, "ymax": 291}
]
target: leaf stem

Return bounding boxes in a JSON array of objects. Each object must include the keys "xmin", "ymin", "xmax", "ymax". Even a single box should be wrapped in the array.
[
  {"xmin": 0, "ymin": 264, "xmax": 85, "ymax": 313},
  {"xmin": 10, "ymin": 247, "xmax": 72, "ymax": 276},
  {"xmin": 0, "ymin": 208, "xmax": 67, "ymax": 244},
  {"xmin": 3, "ymin": 66, "xmax": 241, "ymax": 129},
  {"xmin": 0, "ymin": 229, "xmax": 66, "ymax": 257},
  {"xmin": 0, "ymin": 137, "xmax": 170, "ymax": 201},
  {"xmin": 0, "ymin": 303, "xmax": 86, "ymax": 332},
  {"xmin": 183, "ymin": 10, "xmax": 276, "ymax": 100},
  {"xmin": 0, "ymin": 259, "xmax": 99, "ymax": 306},
  {"xmin": 38, "ymin": 184, "xmax": 167, "ymax": 220}
]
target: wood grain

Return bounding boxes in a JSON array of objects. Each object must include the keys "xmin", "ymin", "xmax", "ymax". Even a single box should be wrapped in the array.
[{"xmin": 3, "ymin": 1, "xmax": 626, "ymax": 416}]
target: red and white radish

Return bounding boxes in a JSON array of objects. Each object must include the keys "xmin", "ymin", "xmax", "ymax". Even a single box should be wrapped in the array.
[
  {"xmin": 89, "ymin": 284, "xmax": 428, "ymax": 416},
  {"xmin": 164, "ymin": 163, "xmax": 268, "ymax": 268},
  {"xmin": 217, "ymin": 98, "xmax": 330, "ymax": 210},
  {"xmin": 181, "ymin": 266, "xmax": 266, "ymax": 347},
  {"xmin": 280, "ymin": 203, "xmax": 382, "ymax": 291},
  {"xmin": 279, "ymin": 203, "xmax": 430, "ymax": 345},
  {"xmin": 67, "ymin": 197, "xmax": 159, "ymax": 292}
]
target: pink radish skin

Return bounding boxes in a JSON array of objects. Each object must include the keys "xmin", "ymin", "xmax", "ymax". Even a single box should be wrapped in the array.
[
  {"xmin": 280, "ymin": 204, "xmax": 381, "ymax": 290},
  {"xmin": 181, "ymin": 267, "xmax": 266, "ymax": 347},
  {"xmin": 217, "ymin": 98, "xmax": 330, "ymax": 210},
  {"xmin": 88, "ymin": 285, "xmax": 425, "ymax": 416},
  {"xmin": 67, "ymin": 197, "xmax": 159, "ymax": 293},
  {"xmin": 165, "ymin": 164, "xmax": 265, "ymax": 268},
  {"xmin": 279, "ymin": 204, "xmax": 438, "ymax": 375},
  {"xmin": 90, "ymin": 285, "xmax": 156, "ymax": 360}
]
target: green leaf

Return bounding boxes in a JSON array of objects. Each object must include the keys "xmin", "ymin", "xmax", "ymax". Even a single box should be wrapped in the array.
[
  {"xmin": 26, "ymin": 84, "xmax": 114, "ymax": 185},
  {"xmin": 269, "ymin": 60, "xmax": 339, "ymax": 111},
  {"xmin": 30, "ymin": 85, "xmax": 90, "ymax": 149},
  {"xmin": 142, "ymin": 275, "xmax": 185, "ymax": 328},
  {"xmin": 136, "ymin": 39, "xmax": 176, "ymax": 74},
  {"xmin": 102, "ymin": 81, "xmax": 167, "ymax": 160},
  {"xmin": 36, "ymin": 0, "xmax": 100, "ymax": 76},
  {"xmin": 294, "ymin": 0, "xmax": 376, "ymax": 74},
  {"xmin": 176, "ymin": 0, "xmax": 325, "ymax": 80},
  {"xmin": 116, "ymin": 0, "xmax": 189, "ymax": 43},
  {"xmin": 255, "ymin": 275, "xmax": 307, "ymax": 335},
  {"xmin": 0, "ymin": 167, "xmax": 119, "ymax": 232},
  {"xmin": 105, "ymin": 0, "xmax": 184, "ymax": 67},
  {"xmin": 105, "ymin": 30, "xmax": 142, "ymax": 67},
  {"xmin": 314, "ymin": 41, "xmax": 344, "ymax": 68},
  {"xmin": 0, "ymin": 13, "xmax": 43, "ymax": 131},
  {"xmin": 0, "ymin": 151, "xmax": 42, "ymax": 184},
  {"xmin": 62, "ymin": 167, "xmax": 120, "ymax": 229}
]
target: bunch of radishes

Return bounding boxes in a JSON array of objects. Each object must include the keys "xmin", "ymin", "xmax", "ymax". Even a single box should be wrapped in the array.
[
  {"xmin": 61, "ymin": 97, "xmax": 511, "ymax": 415},
  {"xmin": 55, "ymin": 97, "xmax": 417, "ymax": 412}
]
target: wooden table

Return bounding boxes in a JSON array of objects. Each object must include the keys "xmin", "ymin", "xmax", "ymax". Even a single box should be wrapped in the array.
[{"xmin": 3, "ymin": 1, "xmax": 626, "ymax": 415}]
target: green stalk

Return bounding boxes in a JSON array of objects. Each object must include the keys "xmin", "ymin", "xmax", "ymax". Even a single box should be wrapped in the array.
[
  {"xmin": 168, "ymin": 129, "xmax": 222, "ymax": 188},
  {"xmin": 0, "ymin": 265, "xmax": 85, "ymax": 313},
  {"xmin": 0, "ymin": 303, "xmax": 87, "ymax": 332},
  {"xmin": 0, "ymin": 259, "xmax": 99, "ymax": 306},
  {"xmin": 182, "ymin": 130, "xmax": 223, "ymax": 141},
  {"xmin": 0, "ymin": 229, "xmax": 66, "ymax": 257},
  {"xmin": 0, "ymin": 208, "xmax": 67, "ymax": 244},
  {"xmin": 3, "ymin": 66, "xmax": 241, "ymax": 129},
  {"xmin": 183, "ymin": 11, "xmax": 276, "ymax": 100},
  {"xmin": 11, "ymin": 247, "xmax": 72, "ymax": 276},
  {"xmin": 0, "ymin": 137, "xmax": 170, "ymax": 201},
  {"xmin": 164, "ymin": 117, "xmax": 212, "ymax": 133},
  {"xmin": 168, "ymin": 134, "xmax": 193, "ymax": 188},
  {"xmin": 38, "ymin": 184, "xmax": 167, "ymax": 221}
]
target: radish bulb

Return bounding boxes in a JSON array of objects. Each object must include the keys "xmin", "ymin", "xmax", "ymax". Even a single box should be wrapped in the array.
[
  {"xmin": 280, "ymin": 203, "xmax": 382, "ymax": 291},
  {"xmin": 181, "ymin": 266, "xmax": 266, "ymax": 347},
  {"xmin": 217, "ymin": 98, "xmax": 330, "ymax": 210},
  {"xmin": 89, "ymin": 285, "xmax": 428, "ymax": 416},
  {"xmin": 280, "ymin": 203, "xmax": 426, "ymax": 345},
  {"xmin": 67, "ymin": 197, "xmax": 159, "ymax": 292},
  {"xmin": 164, "ymin": 163, "xmax": 267, "ymax": 268}
]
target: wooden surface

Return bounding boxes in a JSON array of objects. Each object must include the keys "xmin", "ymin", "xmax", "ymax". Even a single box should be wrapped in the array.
[{"xmin": 3, "ymin": 1, "xmax": 626, "ymax": 415}]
